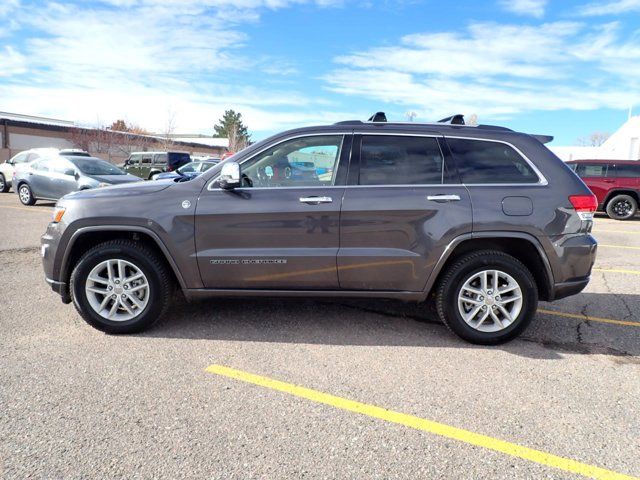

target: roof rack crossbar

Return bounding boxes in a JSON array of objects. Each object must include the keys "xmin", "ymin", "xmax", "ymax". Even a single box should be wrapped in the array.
[{"xmin": 437, "ymin": 114, "xmax": 465, "ymax": 125}]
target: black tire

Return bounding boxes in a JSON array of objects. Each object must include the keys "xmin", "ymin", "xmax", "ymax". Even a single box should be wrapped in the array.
[
  {"xmin": 0, "ymin": 174, "xmax": 8, "ymax": 193},
  {"xmin": 606, "ymin": 194, "xmax": 637, "ymax": 220},
  {"xmin": 70, "ymin": 239, "xmax": 173, "ymax": 333},
  {"xmin": 435, "ymin": 250, "xmax": 538, "ymax": 345},
  {"xmin": 18, "ymin": 183, "xmax": 36, "ymax": 205}
]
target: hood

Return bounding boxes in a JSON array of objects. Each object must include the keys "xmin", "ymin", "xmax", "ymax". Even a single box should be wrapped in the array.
[
  {"xmin": 65, "ymin": 179, "xmax": 172, "ymax": 200},
  {"xmin": 87, "ymin": 174, "xmax": 141, "ymax": 184}
]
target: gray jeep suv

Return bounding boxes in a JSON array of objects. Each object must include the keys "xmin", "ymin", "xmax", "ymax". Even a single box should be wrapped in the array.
[{"xmin": 41, "ymin": 115, "xmax": 598, "ymax": 344}]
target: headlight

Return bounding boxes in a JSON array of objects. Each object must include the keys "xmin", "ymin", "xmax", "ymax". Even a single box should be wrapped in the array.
[
  {"xmin": 97, "ymin": 182, "xmax": 111, "ymax": 188},
  {"xmin": 52, "ymin": 206, "xmax": 66, "ymax": 223}
]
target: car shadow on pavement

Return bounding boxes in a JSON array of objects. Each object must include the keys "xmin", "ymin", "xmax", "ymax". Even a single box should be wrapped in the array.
[{"xmin": 140, "ymin": 292, "xmax": 640, "ymax": 361}]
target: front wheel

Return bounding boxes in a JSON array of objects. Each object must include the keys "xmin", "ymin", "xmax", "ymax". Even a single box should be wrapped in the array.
[
  {"xmin": 435, "ymin": 251, "xmax": 538, "ymax": 345},
  {"xmin": 70, "ymin": 239, "xmax": 173, "ymax": 333},
  {"xmin": 18, "ymin": 183, "xmax": 36, "ymax": 205},
  {"xmin": 606, "ymin": 194, "xmax": 637, "ymax": 220}
]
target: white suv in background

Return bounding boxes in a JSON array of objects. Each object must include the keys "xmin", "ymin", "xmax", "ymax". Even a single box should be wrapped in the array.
[{"xmin": 0, "ymin": 148, "xmax": 89, "ymax": 192}]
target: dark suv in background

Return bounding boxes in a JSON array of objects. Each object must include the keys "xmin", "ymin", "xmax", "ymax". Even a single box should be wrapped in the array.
[
  {"xmin": 123, "ymin": 151, "xmax": 191, "ymax": 179},
  {"xmin": 41, "ymin": 114, "xmax": 598, "ymax": 344},
  {"xmin": 567, "ymin": 159, "xmax": 640, "ymax": 220}
]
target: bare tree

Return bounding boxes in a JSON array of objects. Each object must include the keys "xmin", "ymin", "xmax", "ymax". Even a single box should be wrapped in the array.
[
  {"xmin": 161, "ymin": 109, "xmax": 177, "ymax": 151},
  {"xmin": 577, "ymin": 131, "xmax": 610, "ymax": 147},
  {"xmin": 227, "ymin": 122, "xmax": 249, "ymax": 153}
]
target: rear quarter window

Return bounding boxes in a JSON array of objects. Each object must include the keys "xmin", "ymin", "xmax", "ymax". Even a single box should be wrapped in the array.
[
  {"xmin": 447, "ymin": 138, "xmax": 539, "ymax": 184},
  {"xmin": 612, "ymin": 164, "xmax": 640, "ymax": 178}
]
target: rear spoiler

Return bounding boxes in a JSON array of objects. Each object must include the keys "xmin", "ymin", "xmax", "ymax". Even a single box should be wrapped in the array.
[{"xmin": 531, "ymin": 134, "xmax": 554, "ymax": 144}]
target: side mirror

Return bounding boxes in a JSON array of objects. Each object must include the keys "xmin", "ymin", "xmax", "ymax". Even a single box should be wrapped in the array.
[
  {"xmin": 219, "ymin": 161, "xmax": 241, "ymax": 189},
  {"xmin": 74, "ymin": 172, "xmax": 80, "ymax": 180}
]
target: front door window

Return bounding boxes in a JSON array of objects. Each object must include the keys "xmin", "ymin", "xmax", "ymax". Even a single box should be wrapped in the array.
[{"xmin": 240, "ymin": 135, "xmax": 343, "ymax": 188}]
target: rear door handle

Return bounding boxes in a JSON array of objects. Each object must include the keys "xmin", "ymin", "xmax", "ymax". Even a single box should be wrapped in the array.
[
  {"xmin": 427, "ymin": 194, "xmax": 461, "ymax": 202},
  {"xmin": 299, "ymin": 196, "xmax": 333, "ymax": 204}
]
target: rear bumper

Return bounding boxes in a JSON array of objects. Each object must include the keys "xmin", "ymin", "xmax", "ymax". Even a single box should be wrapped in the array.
[
  {"xmin": 551, "ymin": 277, "xmax": 590, "ymax": 301},
  {"xmin": 547, "ymin": 233, "xmax": 597, "ymax": 301}
]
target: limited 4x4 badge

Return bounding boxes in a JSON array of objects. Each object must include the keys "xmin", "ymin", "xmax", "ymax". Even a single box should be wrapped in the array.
[{"xmin": 210, "ymin": 259, "xmax": 287, "ymax": 265}]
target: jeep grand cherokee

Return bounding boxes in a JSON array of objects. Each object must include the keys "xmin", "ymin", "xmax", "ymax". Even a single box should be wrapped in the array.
[{"xmin": 41, "ymin": 114, "xmax": 598, "ymax": 344}]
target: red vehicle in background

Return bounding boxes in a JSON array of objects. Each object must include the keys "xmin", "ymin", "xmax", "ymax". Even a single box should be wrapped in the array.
[{"xmin": 567, "ymin": 159, "xmax": 640, "ymax": 220}]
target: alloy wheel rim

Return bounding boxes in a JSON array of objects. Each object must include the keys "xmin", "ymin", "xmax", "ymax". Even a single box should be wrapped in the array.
[
  {"xmin": 85, "ymin": 259, "xmax": 150, "ymax": 321},
  {"xmin": 0, "ymin": 177, "xmax": 4, "ymax": 189},
  {"xmin": 457, "ymin": 269, "xmax": 523, "ymax": 333},
  {"xmin": 19, "ymin": 186, "xmax": 30, "ymax": 203},
  {"xmin": 613, "ymin": 200, "xmax": 632, "ymax": 217}
]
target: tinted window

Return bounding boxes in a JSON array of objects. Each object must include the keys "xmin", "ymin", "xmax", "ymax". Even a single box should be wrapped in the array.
[
  {"xmin": 141, "ymin": 155, "xmax": 152, "ymax": 165},
  {"xmin": 574, "ymin": 163, "xmax": 608, "ymax": 178},
  {"xmin": 359, "ymin": 135, "xmax": 443, "ymax": 185},
  {"xmin": 613, "ymin": 164, "xmax": 640, "ymax": 178},
  {"xmin": 447, "ymin": 138, "xmax": 539, "ymax": 184},
  {"xmin": 241, "ymin": 135, "xmax": 343, "ymax": 188}
]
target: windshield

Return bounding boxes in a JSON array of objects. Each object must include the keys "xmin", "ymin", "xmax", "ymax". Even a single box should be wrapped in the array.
[{"xmin": 70, "ymin": 157, "xmax": 125, "ymax": 175}]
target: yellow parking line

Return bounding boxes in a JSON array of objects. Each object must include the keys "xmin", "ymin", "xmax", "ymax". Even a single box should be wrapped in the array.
[
  {"xmin": 593, "ymin": 268, "xmax": 640, "ymax": 275},
  {"xmin": 1, "ymin": 205, "xmax": 53, "ymax": 214},
  {"xmin": 538, "ymin": 309, "xmax": 640, "ymax": 327},
  {"xmin": 205, "ymin": 364, "xmax": 639, "ymax": 480},
  {"xmin": 597, "ymin": 244, "xmax": 640, "ymax": 250}
]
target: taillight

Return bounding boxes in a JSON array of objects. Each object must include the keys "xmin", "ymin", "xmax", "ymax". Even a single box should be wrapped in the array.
[
  {"xmin": 569, "ymin": 194, "xmax": 597, "ymax": 220},
  {"xmin": 167, "ymin": 165, "xmax": 173, "ymax": 171}
]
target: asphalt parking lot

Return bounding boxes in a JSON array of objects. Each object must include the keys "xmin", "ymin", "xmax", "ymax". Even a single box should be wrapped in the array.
[{"xmin": 1, "ymin": 192, "xmax": 639, "ymax": 479}]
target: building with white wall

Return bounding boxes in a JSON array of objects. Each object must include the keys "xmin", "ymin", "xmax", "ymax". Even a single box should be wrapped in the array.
[{"xmin": 551, "ymin": 116, "xmax": 640, "ymax": 162}]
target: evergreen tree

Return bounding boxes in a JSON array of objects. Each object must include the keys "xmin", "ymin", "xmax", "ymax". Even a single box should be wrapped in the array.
[{"xmin": 214, "ymin": 110, "xmax": 249, "ymax": 141}]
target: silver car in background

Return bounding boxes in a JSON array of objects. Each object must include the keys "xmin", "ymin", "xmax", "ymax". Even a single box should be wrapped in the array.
[{"xmin": 13, "ymin": 154, "xmax": 141, "ymax": 205}]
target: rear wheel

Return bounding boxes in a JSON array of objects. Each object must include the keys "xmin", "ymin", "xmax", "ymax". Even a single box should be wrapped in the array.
[
  {"xmin": 70, "ymin": 239, "xmax": 173, "ymax": 333},
  {"xmin": 606, "ymin": 194, "xmax": 637, "ymax": 220},
  {"xmin": 435, "ymin": 250, "xmax": 538, "ymax": 344},
  {"xmin": 0, "ymin": 174, "xmax": 8, "ymax": 193},
  {"xmin": 18, "ymin": 183, "xmax": 36, "ymax": 205}
]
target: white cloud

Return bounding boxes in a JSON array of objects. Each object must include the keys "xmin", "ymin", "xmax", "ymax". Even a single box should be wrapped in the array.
[
  {"xmin": 324, "ymin": 21, "xmax": 640, "ymax": 120},
  {"xmin": 499, "ymin": 0, "xmax": 547, "ymax": 18},
  {"xmin": 0, "ymin": 46, "xmax": 27, "ymax": 76},
  {"xmin": 0, "ymin": 0, "xmax": 350, "ymax": 135},
  {"xmin": 580, "ymin": 0, "xmax": 640, "ymax": 16}
]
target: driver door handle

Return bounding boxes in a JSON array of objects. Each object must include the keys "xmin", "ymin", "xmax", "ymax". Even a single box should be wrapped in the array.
[
  {"xmin": 427, "ymin": 194, "xmax": 461, "ymax": 202},
  {"xmin": 299, "ymin": 196, "xmax": 333, "ymax": 204}
]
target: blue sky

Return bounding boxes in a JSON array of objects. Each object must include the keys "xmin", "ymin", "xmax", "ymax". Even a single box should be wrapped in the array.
[{"xmin": 1, "ymin": 0, "xmax": 640, "ymax": 145}]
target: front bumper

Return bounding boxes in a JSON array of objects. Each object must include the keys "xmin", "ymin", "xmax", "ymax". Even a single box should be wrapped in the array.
[{"xmin": 41, "ymin": 220, "xmax": 72, "ymax": 303}]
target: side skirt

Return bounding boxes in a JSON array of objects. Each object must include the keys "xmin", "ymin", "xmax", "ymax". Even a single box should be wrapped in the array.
[{"xmin": 183, "ymin": 288, "xmax": 425, "ymax": 302}]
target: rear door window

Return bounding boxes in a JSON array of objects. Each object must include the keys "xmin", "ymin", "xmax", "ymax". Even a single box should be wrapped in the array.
[
  {"xmin": 446, "ymin": 138, "xmax": 539, "ymax": 184},
  {"xmin": 141, "ymin": 154, "xmax": 152, "ymax": 165},
  {"xmin": 359, "ymin": 135, "xmax": 444, "ymax": 185},
  {"xmin": 574, "ymin": 163, "xmax": 609, "ymax": 178},
  {"xmin": 31, "ymin": 159, "xmax": 51, "ymax": 172},
  {"xmin": 154, "ymin": 153, "xmax": 168, "ymax": 165}
]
